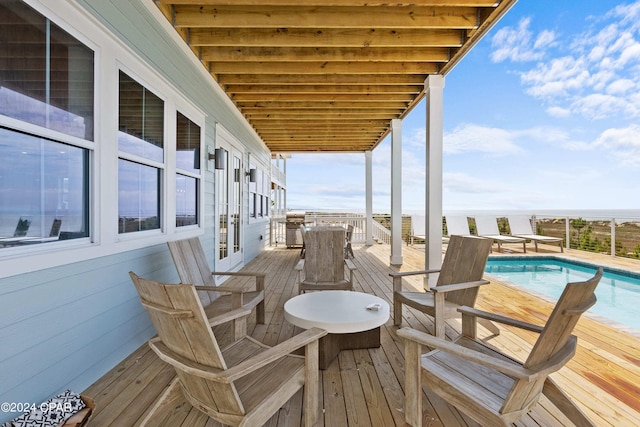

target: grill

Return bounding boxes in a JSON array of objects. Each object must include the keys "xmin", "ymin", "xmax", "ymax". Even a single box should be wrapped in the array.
[{"xmin": 285, "ymin": 211, "xmax": 306, "ymax": 247}]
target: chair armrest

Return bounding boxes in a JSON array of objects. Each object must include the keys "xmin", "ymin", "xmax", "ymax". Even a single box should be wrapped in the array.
[
  {"xmin": 389, "ymin": 269, "xmax": 441, "ymax": 278},
  {"xmin": 149, "ymin": 328, "xmax": 327, "ymax": 384},
  {"xmin": 458, "ymin": 306, "xmax": 544, "ymax": 333},
  {"xmin": 344, "ymin": 259, "xmax": 357, "ymax": 271},
  {"xmin": 396, "ymin": 327, "xmax": 536, "ymax": 380},
  {"xmin": 430, "ymin": 280, "xmax": 489, "ymax": 293},
  {"xmin": 207, "ymin": 307, "xmax": 252, "ymax": 327},
  {"xmin": 223, "ymin": 327, "xmax": 328, "ymax": 382},
  {"xmin": 390, "ymin": 269, "xmax": 442, "ymax": 293},
  {"xmin": 209, "ymin": 271, "xmax": 266, "ymax": 292},
  {"xmin": 211, "ymin": 271, "xmax": 266, "ymax": 278},
  {"xmin": 195, "ymin": 284, "xmax": 255, "ymax": 293}
]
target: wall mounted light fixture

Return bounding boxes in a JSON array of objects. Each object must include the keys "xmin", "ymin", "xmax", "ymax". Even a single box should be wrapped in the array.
[
  {"xmin": 246, "ymin": 168, "xmax": 257, "ymax": 182},
  {"xmin": 208, "ymin": 147, "xmax": 226, "ymax": 170}
]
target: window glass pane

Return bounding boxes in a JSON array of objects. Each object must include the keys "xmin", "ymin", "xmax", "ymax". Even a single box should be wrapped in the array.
[
  {"xmin": 233, "ymin": 155, "xmax": 240, "ymax": 253},
  {"xmin": 0, "ymin": 1, "xmax": 94, "ymax": 140},
  {"xmin": 0, "ymin": 127, "xmax": 89, "ymax": 246},
  {"xmin": 176, "ymin": 174, "xmax": 197, "ymax": 227},
  {"xmin": 176, "ymin": 112, "xmax": 201, "ymax": 173},
  {"xmin": 118, "ymin": 71, "xmax": 163, "ymax": 162},
  {"xmin": 217, "ymin": 150, "xmax": 228, "ymax": 259},
  {"xmin": 118, "ymin": 159, "xmax": 160, "ymax": 233}
]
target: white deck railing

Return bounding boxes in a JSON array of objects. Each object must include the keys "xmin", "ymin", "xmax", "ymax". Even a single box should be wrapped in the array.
[
  {"xmin": 271, "ymin": 211, "xmax": 640, "ymax": 259},
  {"xmin": 269, "ymin": 212, "xmax": 394, "ymax": 246}
]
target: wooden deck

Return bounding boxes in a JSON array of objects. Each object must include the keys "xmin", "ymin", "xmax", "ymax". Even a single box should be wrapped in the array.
[{"xmin": 84, "ymin": 243, "xmax": 640, "ymax": 426}]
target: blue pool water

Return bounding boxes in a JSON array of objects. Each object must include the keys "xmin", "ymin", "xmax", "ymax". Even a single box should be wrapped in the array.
[{"xmin": 484, "ymin": 257, "xmax": 640, "ymax": 331}]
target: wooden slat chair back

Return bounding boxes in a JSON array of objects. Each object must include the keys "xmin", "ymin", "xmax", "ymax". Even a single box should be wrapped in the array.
[
  {"xmin": 434, "ymin": 234, "xmax": 493, "ymax": 307},
  {"xmin": 168, "ymin": 238, "xmax": 265, "ymax": 340},
  {"xmin": 130, "ymin": 272, "xmax": 326, "ymax": 427},
  {"xmin": 295, "ymin": 226, "xmax": 357, "ymax": 293},
  {"xmin": 130, "ymin": 273, "xmax": 238, "ymax": 414},
  {"xmin": 304, "ymin": 227, "xmax": 344, "ymax": 283},
  {"xmin": 391, "ymin": 235, "xmax": 496, "ymax": 338},
  {"xmin": 502, "ymin": 269, "xmax": 602, "ymax": 414},
  {"xmin": 397, "ymin": 267, "xmax": 603, "ymax": 426},
  {"xmin": 168, "ymin": 237, "xmax": 218, "ymax": 305}
]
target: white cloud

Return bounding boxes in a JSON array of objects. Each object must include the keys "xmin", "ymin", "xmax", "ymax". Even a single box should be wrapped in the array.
[
  {"xmin": 546, "ymin": 106, "xmax": 571, "ymax": 118},
  {"xmin": 593, "ymin": 124, "xmax": 640, "ymax": 166},
  {"xmin": 606, "ymin": 79, "xmax": 636, "ymax": 95},
  {"xmin": 606, "ymin": 2, "xmax": 640, "ymax": 33},
  {"xmin": 520, "ymin": 56, "xmax": 591, "ymax": 98},
  {"xmin": 570, "ymin": 93, "xmax": 637, "ymax": 119},
  {"xmin": 491, "ymin": 18, "xmax": 556, "ymax": 63},
  {"xmin": 443, "ymin": 172, "xmax": 509, "ymax": 194},
  {"xmin": 503, "ymin": 3, "xmax": 640, "ymax": 121},
  {"xmin": 444, "ymin": 124, "xmax": 523, "ymax": 155},
  {"xmin": 534, "ymin": 29, "xmax": 557, "ymax": 50}
]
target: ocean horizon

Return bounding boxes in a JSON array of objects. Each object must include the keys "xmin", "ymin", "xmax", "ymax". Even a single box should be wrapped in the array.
[{"xmin": 299, "ymin": 208, "xmax": 640, "ymax": 221}]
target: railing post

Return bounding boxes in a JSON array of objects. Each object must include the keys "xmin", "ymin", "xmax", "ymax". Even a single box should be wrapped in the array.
[
  {"xmin": 611, "ymin": 217, "xmax": 616, "ymax": 257},
  {"xmin": 565, "ymin": 217, "xmax": 570, "ymax": 250}
]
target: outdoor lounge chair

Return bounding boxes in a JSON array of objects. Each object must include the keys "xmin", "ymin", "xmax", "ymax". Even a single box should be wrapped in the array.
[
  {"xmin": 475, "ymin": 216, "xmax": 527, "ymax": 253},
  {"xmin": 411, "ymin": 214, "xmax": 451, "ymax": 245},
  {"xmin": 391, "ymin": 235, "xmax": 499, "ymax": 338},
  {"xmin": 129, "ymin": 272, "xmax": 326, "ymax": 427},
  {"xmin": 508, "ymin": 215, "xmax": 564, "ymax": 252},
  {"xmin": 444, "ymin": 215, "xmax": 471, "ymax": 239},
  {"xmin": 295, "ymin": 225, "xmax": 357, "ymax": 293},
  {"xmin": 168, "ymin": 237, "xmax": 265, "ymax": 340},
  {"xmin": 409, "ymin": 214, "xmax": 426, "ymax": 245},
  {"xmin": 397, "ymin": 266, "xmax": 602, "ymax": 426}
]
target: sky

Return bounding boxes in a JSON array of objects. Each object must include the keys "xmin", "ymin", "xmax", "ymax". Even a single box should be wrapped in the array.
[{"xmin": 284, "ymin": 0, "xmax": 640, "ymax": 214}]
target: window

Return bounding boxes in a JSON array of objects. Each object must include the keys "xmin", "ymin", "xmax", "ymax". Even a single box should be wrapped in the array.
[
  {"xmin": 117, "ymin": 159, "xmax": 160, "ymax": 233},
  {"xmin": 118, "ymin": 71, "xmax": 164, "ymax": 233},
  {"xmin": 175, "ymin": 112, "xmax": 200, "ymax": 227},
  {"xmin": 249, "ymin": 166, "xmax": 270, "ymax": 220},
  {"xmin": 0, "ymin": 1, "xmax": 94, "ymax": 140},
  {"xmin": 0, "ymin": 2, "xmax": 93, "ymax": 247}
]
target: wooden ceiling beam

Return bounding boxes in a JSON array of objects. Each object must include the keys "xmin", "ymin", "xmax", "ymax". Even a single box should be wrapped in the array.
[
  {"xmin": 244, "ymin": 111, "xmax": 402, "ymax": 119},
  {"xmin": 161, "ymin": 1, "xmax": 498, "ymax": 6},
  {"xmin": 201, "ymin": 46, "xmax": 450, "ymax": 62},
  {"xmin": 257, "ymin": 129, "xmax": 387, "ymax": 135},
  {"xmin": 238, "ymin": 101, "xmax": 408, "ymax": 109},
  {"xmin": 219, "ymin": 74, "xmax": 426, "ymax": 85},
  {"xmin": 226, "ymin": 84, "xmax": 423, "ymax": 94},
  {"xmin": 188, "ymin": 28, "xmax": 464, "ymax": 48},
  {"xmin": 256, "ymin": 132, "xmax": 387, "ymax": 139},
  {"xmin": 268, "ymin": 146, "xmax": 374, "ymax": 153},
  {"xmin": 232, "ymin": 93, "xmax": 413, "ymax": 102},
  {"xmin": 210, "ymin": 61, "xmax": 438, "ymax": 74},
  {"xmin": 173, "ymin": 6, "xmax": 479, "ymax": 29},
  {"xmin": 251, "ymin": 119, "xmax": 389, "ymax": 126}
]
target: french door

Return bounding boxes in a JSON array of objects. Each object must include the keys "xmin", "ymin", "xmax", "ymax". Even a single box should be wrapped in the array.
[{"xmin": 215, "ymin": 138, "xmax": 243, "ymax": 272}]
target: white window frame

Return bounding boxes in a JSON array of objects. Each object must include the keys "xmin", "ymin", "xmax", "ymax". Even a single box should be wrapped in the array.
[{"xmin": 0, "ymin": 0, "xmax": 205, "ymax": 279}]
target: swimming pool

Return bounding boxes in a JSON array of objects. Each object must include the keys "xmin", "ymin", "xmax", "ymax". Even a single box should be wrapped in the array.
[{"xmin": 484, "ymin": 257, "xmax": 640, "ymax": 331}]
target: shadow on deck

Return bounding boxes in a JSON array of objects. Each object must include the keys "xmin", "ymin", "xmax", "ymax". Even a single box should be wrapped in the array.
[{"xmin": 84, "ymin": 244, "xmax": 640, "ymax": 426}]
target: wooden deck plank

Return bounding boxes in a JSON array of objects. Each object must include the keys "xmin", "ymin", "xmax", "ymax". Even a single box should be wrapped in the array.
[
  {"xmin": 322, "ymin": 358, "xmax": 348, "ymax": 426},
  {"xmin": 84, "ymin": 244, "xmax": 640, "ymax": 427},
  {"xmin": 338, "ymin": 350, "xmax": 373, "ymax": 427}
]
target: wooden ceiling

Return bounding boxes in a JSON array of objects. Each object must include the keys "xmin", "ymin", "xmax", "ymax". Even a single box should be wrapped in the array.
[{"xmin": 154, "ymin": 0, "xmax": 517, "ymax": 153}]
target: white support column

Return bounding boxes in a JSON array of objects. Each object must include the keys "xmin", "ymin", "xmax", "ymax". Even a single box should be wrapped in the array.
[
  {"xmin": 390, "ymin": 119, "xmax": 403, "ymax": 266},
  {"xmin": 283, "ymin": 156, "xmax": 287, "ymax": 213},
  {"xmin": 365, "ymin": 150, "xmax": 374, "ymax": 245},
  {"xmin": 425, "ymin": 75, "xmax": 445, "ymax": 286}
]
